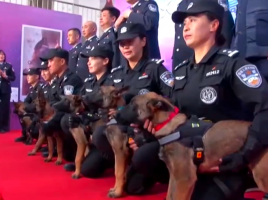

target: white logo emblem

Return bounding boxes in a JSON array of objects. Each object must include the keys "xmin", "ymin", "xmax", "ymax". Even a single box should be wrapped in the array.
[
  {"xmin": 138, "ymin": 89, "xmax": 150, "ymax": 95},
  {"xmin": 120, "ymin": 27, "xmax": 127, "ymax": 33},
  {"xmin": 63, "ymin": 85, "xmax": 74, "ymax": 95},
  {"xmin": 148, "ymin": 4, "xmax": 157, "ymax": 12},
  {"xmin": 200, "ymin": 87, "xmax": 217, "ymax": 104},
  {"xmin": 187, "ymin": 2, "xmax": 193, "ymax": 10}
]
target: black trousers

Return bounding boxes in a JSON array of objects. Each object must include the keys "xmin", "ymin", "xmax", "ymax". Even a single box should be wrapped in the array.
[
  {"xmin": 92, "ymin": 125, "xmax": 252, "ymax": 198},
  {"xmin": 0, "ymin": 92, "xmax": 10, "ymax": 131}
]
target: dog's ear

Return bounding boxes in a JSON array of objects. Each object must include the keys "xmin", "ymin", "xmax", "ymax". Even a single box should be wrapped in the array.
[
  {"xmin": 146, "ymin": 99, "xmax": 163, "ymax": 112},
  {"xmin": 73, "ymin": 95, "xmax": 82, "ymax": 103},
  {"xmin": 113, "ymin": 86, "xmax": 130, "ymax": 97}
]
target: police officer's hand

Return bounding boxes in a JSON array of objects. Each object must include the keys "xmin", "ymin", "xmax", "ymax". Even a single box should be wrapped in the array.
[
  {"xmin": 115, "ymin": 15, "xmax": 126, "ymax": 29},
  {"xmin": 108, "ymin": 108, "xmax": 117, "ymax": 119},
  {"xmin": 128, "ymin": 127, "xmax": 146, "ymax": 151}
]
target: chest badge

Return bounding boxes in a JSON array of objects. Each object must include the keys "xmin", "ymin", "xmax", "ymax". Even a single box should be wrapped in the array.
[
  {"xmin": 114, "ymin": 79, "xmax": 122, "ymax": 83},
  {"xmin": 139, "ymin": 73, "xmax": 148, "ymax": 80},
  {"xmin": 200, "ymin": 87, "xmax": 217, "ymax": 104},
  {"xmin": 206, "ymin": 66, "xmax": 220, "ymax": 77},
  {"xmin": 86, "ymin": 89, "xmax": 93, "ymax": 92}
]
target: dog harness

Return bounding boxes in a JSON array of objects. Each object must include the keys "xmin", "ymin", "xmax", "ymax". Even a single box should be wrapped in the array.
[{"xmin": 158, "ymin": 115, "xmax": 213, "ymax": 166}]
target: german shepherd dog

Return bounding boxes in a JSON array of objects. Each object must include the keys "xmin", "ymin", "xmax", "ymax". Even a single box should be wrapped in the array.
[
  {"xmin": 115, "ymin": 92, "xmax": 268, "ymax": 200},
  {"xmin": 28, "ymin": 90, "xmax": 63, "ymax": 165}
]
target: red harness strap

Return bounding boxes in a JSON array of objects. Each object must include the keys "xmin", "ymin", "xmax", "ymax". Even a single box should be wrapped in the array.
[{"xmin": 154, "ymin": 107, "xmax": 179, "ymax": 131}]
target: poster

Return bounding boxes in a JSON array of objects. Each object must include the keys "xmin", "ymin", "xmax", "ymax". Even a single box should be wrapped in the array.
[{"xmin": 20, "ymin": 25, "xmax": 62, "ymax": 101}]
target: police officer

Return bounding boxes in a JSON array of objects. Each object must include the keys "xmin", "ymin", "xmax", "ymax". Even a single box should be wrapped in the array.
[
  {"xmin": 62, "ymin": 45, "xmax": 114, "ymax": 173},
  {"xmin": 115, "ymin": 0, "xmax": 161, "ymax": 59},
  {"xmin": 39, "ymin": 48, "xmax": 84, "ymax": 159},
  {"xmin": 172, "ymin": 0, "xmax": 235, "ymax": 72},
  {"xmin": 99, "ymin": 7, "xmax": 121, "ymax": 68},
  {"xmin": 233, "ymin": 0, "xmax": 268, "ymax": 82},
  {"xmin": 67, "ymin": 28, "xmax": 83, "ymax": 73},
  {"xmin": 77, "ymin": 21, "xmax": 99, "ymax": 81},
  {"xmin": 15, "ymin": 68, "xmax": 43, "ymax": 142},
  {"xmin": 90, "ymin": 23, "xmax": 173, "ymax": 192},
  {"xmin": 0, "ymin": 50, "xmax": 16, "ymax": 133},
  {"xmin": 129, "ymin": 2, "xmax": 268, "ymax": 199}
]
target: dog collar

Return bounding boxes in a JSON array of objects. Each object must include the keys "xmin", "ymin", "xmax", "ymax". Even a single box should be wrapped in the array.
[
  {"xmin": 154, "ymin": 107, "xmax": 179, "ymax": 131},
  {"xmin": 117, "ymin": 106, "xmax": 124, "ymax": 111}
]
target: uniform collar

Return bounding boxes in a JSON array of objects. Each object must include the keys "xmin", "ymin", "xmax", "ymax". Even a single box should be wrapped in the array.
[
  {"xmin": 72, "ymin": 42, "xmax": 82, "ymax": 49},
  {"xmin": 124, "ymin": 58, "xmax": 147, "ymax": 73},
  {"xmin": 58, "ymin": 68, "xmax": 70, "ymax": 82},
  {"xmin": 190, "ymin": 45, "xmax": 221, "ymax": 65},
  {"xmin": 104, "ymin": 27, "xmax": 113, "ymax": 33},
  {"xmin": 30, "ymin": 81, "xmax": 40, "ymax": 90},
  {"xmin": 86, "ymin": 35, "xmax": 96, "ymax": 41},
  {"xmin": 95, "ymin": 71, "xmax": 110, "ymax": 86},
  {"xmin": 131, "ymin": 1, "xmax": 140, "ymax": 8}
]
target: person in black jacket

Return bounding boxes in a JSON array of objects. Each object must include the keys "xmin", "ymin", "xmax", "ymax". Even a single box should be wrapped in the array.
[{"xmin": 0, "ymin": 50, "xmax": 16, "ymax": 133}]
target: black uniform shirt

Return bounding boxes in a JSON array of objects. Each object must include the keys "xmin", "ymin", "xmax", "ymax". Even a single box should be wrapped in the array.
[
  {"xmin": 0, "ymin": 62, "xmax": 16, "ymax": 93},
  {"xmin": 82, "ymin": 72, "xmax": 113, "ymax": 95},
  {"xmin": 127, "ymin": 0, "xmax": 161, "ymax": 59},
  {"xmin": 42, "ymin": 77, "xmax": 57, "ymax": 100},
  {"xmin": 172, "ymin": 45, "xmax": 268, "ymax": 144},
  {"xmin": 24, "ymin": 82, "xmax": 44, "ymax": 104},
  {"xmin": 77, "ymin": 36, "xmax": 99, "ymax": 81},
  {"xmin": 48, "ymin": 69, "xmax": 84, "ymax": 105},
  {"xmin": 68, "ymin": 43, "xmax": 82, "ymax": 73},
  {"xmin": 111, "ymin": 58, "xmax": 173, "ymax": 103}
]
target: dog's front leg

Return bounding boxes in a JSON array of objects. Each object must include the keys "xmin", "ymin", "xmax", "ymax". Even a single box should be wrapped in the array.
[
  {"xmin": 54, "ymin": 132, "xmax": 63, "ymax": 165},
  {"xmin": 28, "ymin": 128, "xmax": 45, "ymax": 156},
  {"xmin": 106, "ymin": 126, "xmax": 129, "ymax": 198},
  {"xmin": 70, "ymin": 126, "xmax": 87, "ymax": 179},
  {"xmin": 44, "ymin": 136, "xmax": 54, "ymax": 162}
]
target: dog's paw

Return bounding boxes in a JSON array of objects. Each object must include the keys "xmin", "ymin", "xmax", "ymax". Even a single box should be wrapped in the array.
[
  {"xmin": 44, "ymin": 157, "xmax": 52, "ymax": 162},
  {"xmin": 28, "ymin": 151, "xmax": 36, "ymax": 156},
  {"xmin": 71, "ymin": 173, "xmax": 81, "ymax": 179},
  {"xmin": 107, "ymin": 190, "xmax": 122, "ymax": 198},
  {"xmin": 55, "ymin": 160, "xmax": 63, "ymax": 165}
]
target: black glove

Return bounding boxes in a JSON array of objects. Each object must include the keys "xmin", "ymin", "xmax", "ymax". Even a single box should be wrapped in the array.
[
  {"xmin": 98, "ymin": 108, "xmax": 109, "ymax": 119},
  {"xmin": 82, "ymin": 112, "xmax": 100, "ymax": 123},
  {"xmin": 219, "ymin": 134, "xmax": 264, "ymax": 172},
  {"xmin": 24, "ymin": 103, "xmax": 36, "ymax": 113},
  {"xmin": 68, "ymin": 114, "xmax": 82, "ymax": 128}
]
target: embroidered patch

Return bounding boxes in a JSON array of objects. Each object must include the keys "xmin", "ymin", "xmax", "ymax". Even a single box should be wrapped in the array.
[
  {"xmin": 236, "ymin": 65, "xmax": 262, "ymax": 88},
  {"xmin": 200, "ymin": 87, "xmax": 217, "ymax": 104},
  {"xmin": 160, "ymin": 71, "xmax": 174, "ymax": 87},
  {"xmin": 206, "ymin": 70, "xmax": 220, "ymax": 77},
  {"xmin": 138, "ymin": 89, "xmax": 150, "ymax": 95},
  {"xmin": 113, "ymin": 79, "xmax": 122, "ymax": 83},
  {"xmin": 138, "ymin": 74, "xmax": 149, "ymax": 80},
  {"xmin": 148, "ymin": 4, "xmax": 157, "ymax": 12},
  {"xmin": 175, "ymin": 76, "xmax": 185, "ymax": 80},
  {"xmin": 121, "ymin": 27, "xmax": 127, "ymax": 33},
  {"xmin": 187, "ymin": 2, "xmax": 193, "ymax": 10},
  {"xmin": 63, "ymin": 85, "xmax": 74, "ymax": 95}
]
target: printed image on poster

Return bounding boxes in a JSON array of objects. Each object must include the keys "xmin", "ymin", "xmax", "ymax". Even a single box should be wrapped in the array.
[{"xmin": 20, "ymin": 25, "xmax": 62, "ymax": 100}]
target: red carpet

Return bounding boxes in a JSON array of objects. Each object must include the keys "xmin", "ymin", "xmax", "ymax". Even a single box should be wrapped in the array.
[{"xmin": 0, "ymin": 131, "xmax": 264, "ymax": 200}]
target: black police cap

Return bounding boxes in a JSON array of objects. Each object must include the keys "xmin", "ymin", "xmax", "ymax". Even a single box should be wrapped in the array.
[
  {"xmin": 39, "ymin": 48, "xmax": 69, "ymax": 62},
  {"xmin": 36, "ymin": 61, "xmax": 48, "ymax": 70},
  {"xmin": 116, "ymin": 23, "xmax": 146, "ymax": 42},
  {"xmin": 81, "ymin": 45, "xmax": 114, "ymax": 60},
  {"xmin": 23, "ymin": 68, "xmax": 40, "ymax": 76},
  {"xmin": 172, "ymin": 0, "xmax": 224, "ymax": 24}
]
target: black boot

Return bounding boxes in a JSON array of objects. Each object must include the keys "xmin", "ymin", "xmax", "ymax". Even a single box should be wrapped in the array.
[
  {"xmin": 15, "ymin": 136, "xmax": 27, "ymax": 142},
  {"xmin": 64, "ymin": 163, "xmax": 75, "ymax": 172}
]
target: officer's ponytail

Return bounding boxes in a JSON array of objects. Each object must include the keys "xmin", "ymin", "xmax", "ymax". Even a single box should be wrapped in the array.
[
  {"xmin": 138, "ymin": 33, "xmax": 149, "ymax": 59},
  {"xmin": 216, "ymin": 34, "xmax": 226, "ymax": 47}
]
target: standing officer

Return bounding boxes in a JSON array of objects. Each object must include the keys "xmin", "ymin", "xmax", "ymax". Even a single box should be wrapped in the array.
[
  {"xmin": 99, "ymin": 7, "xmax": 121, "ymax": 68},
  {"xmin": 0, "ymin": 50, "xmax": 16, "ymax": 133},
  {"xmin": 115, "ymin": 0, "xmax": 161, "ymax": 59},
  {"xmin": 67, "ymin": 28, "xmax": 82, "ymax": 73},
  {"xmin": 77, "ymin": 21, "xmax": 99, "ymax": 81},
  {"xmin": 15, "ymin": 68, "xmax": 43, "ymax": 142},
  {"xmin": 172, "ymin": 0, "xmax": 235, "ymax": 72},
  {"xmin": 128, "ymin": 1, "xmax": 268, "ymax": 199}
]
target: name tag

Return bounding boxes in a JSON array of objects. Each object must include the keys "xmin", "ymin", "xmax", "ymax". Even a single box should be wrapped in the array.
[
  {"xmin": 86, "ymin": 89, "xmax": 93, "ymax": 92},
  {"xmin": 175, "ymin": 76, "xmax": 185, "ymax": 80},
  {"xmin": 206, "ymin": 70, "xmax": 220, "ymax": 77},
  {"xmin": 114, "ymin": 79, "xmax": 122, "ymax": 83}
]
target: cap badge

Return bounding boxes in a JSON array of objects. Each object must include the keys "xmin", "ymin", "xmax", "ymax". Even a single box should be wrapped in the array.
[
  {"xmin": 41, "ymin": 62, "xmax": 44, "ymax": 65},
  {"xmin": 187, "ymin": 2, "xmax": 193, "ymax": 10},
  {"xmin": 120, "ymin": 27, "xmax": 127, "ymax": 33}
]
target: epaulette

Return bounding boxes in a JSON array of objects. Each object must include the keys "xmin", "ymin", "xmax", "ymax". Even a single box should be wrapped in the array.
[
  {"xmin": 39, "ymin": 83, "xmax": 44, "ymax": 87},
  {"xmin": 174, "ymin": 60, "xmax": 189, "ymax": 71},
  {"xmin": 111, "ymin": 66, "xmax": 123, "ymax": 73},
  {"xmin": 150, "ymin": 59, "xmax": 164, "ymax": 65},
  {"xmin": 84, "ymin": 76, "xmax": 94, "ymax": 82},
  {"xmin": 218, "ymin": 49, "xmax": 239, "ymax": 58}
]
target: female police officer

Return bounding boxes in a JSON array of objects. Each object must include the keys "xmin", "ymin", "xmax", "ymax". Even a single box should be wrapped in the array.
[
  {"xmin": 84, "ymin": 23, "xmax": 174, "ymax": 191},
  {"xmin": 129, "ymin": 1, "xmax": 268, "ymax": 199}
]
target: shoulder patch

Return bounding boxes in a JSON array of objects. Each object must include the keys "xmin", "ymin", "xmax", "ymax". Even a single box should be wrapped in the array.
[
  {"xmin": 160, "ymin": 71, "xmax": 174, "ymax": 87},
  {"xmin": 218, "ymin": 49, "xmax": 239, "ymax": 58},
  {"xmin": 236, "ymin": 64, "xmax": 262, "ymax": 88},
  {"xmin": 148, "ymin": 3, "xmax": 158, "ymax": 12},
  {"xmin": 63, "ymin": 85, "xmax": 74, "ymax": 95},
  {"xmin": 111, "ymin": 66, "xmax": 123, "ymax": 73},
  {"xmin": 174, "ymin": 60, "xmax": 189, "ymax": 71}
]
